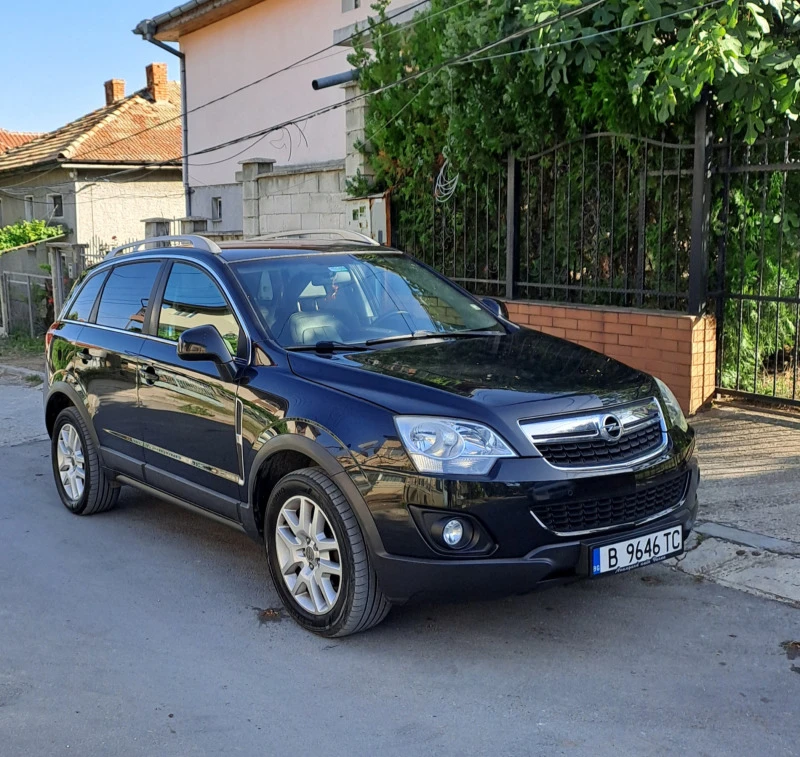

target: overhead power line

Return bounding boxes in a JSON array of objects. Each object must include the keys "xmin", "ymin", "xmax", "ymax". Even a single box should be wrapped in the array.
[
  {"xmin": 77, "ymin": 0, "xmax": 471, "ymax": 161},
  {"xmin": 174, "ymin": 0, "xmax": 605, "ymax": 165}
]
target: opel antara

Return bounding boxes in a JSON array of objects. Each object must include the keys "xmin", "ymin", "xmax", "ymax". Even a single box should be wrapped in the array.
[{"xmin": 44, "ymin": 233, "xmax": 699, "ymax": 636}]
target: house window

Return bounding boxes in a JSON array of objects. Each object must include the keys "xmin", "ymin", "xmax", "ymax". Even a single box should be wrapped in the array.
[
  {"xmin": 0, "ymin": 198, "xmax": 3, "ymax": 227},
  {"xmin": 211, "ymin": 197, "xmax": 223, "ymax": 222},
  {"xmin": 24, "ymin": 195, "xmax": 34, "ymax": 221},
  {"xmin": 342, "ymin": 0, "xmax": 360, "ymax": 11},
  {"xmin": 49, "ymin": 194, "xmax": 64, "ymax": 218}
]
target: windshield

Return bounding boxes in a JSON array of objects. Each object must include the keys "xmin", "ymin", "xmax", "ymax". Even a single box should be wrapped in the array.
[{"xmin": 231, "ymin": 252, "xmax": 503, "ymax": 348}]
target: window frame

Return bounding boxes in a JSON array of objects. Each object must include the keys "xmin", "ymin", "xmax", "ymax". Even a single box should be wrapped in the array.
[
  {"xmin": 48, "ymin": 193, "xmax": 64, "ymax": 218},
  {"xmin": 60, "ymin": 270, "xmax": 109, "ymax": 323},
  {"xmin": 211, "ymin": 197, "xmax": 222, "ymax": 222},
  {"xmin": 149, "ymin": 259, "xmax": 248, "ymax": 362},
  {"xmin": 24, "ymin": 195, "xmax": 34, "ymax": 221},
  {"xmin": 90, "ymin": 259, "xmax": 166, "ymax": 334}
]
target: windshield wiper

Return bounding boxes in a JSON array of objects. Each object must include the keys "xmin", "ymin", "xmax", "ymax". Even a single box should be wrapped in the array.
[
  {"xmin": 286, "ymin": 341, "xmax": 371, "ymax": 353},
  {"xmin": 365, "ymin": 329, "xmax": 502, "ymax": 346}
]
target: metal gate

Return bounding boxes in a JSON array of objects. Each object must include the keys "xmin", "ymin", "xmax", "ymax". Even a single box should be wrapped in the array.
[{"xmin": 712, "ymin": 126, "xmax": 800, "ymax": 404}]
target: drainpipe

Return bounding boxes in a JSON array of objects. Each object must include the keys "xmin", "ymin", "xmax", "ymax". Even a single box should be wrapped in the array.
[{"xmin": 137, "ymin": 20, "xmax": 192, "ymax": 217}]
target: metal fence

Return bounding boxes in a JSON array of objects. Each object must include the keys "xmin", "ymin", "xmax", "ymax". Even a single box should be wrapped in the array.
[
  {"xmin": 392, "ymin": 133, "xmax": 701, "ymax": 310},
  {"xmin": 392, "ymin": 165, "xmax": 509, "ymax": 298},
  {"xmin": 0, "ymin": 271, "xmax": 53, "ymax": 338},
  {"xmin": 391, "ymin": 107, "xmax": 800, "ymax": 405},
  {"xmin": 711, "ymin": 126, "xmax": 800, "ymax": 403}
]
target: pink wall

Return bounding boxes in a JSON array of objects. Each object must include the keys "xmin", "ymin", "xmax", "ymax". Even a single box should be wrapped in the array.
[{"xmin": 181, "ymin": 0, "xmax": 398, "ymax": 187}]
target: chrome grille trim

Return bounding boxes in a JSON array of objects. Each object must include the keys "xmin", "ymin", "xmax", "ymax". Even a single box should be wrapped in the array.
[{"xmin": 519, "ymin": 397, "xmax": 668, "ymax": 471}]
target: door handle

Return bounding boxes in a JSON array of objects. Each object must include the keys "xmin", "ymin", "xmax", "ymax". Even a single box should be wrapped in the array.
[{"xmin": 139, "ymin": 365, "xmax": 160, "ymax": 385}]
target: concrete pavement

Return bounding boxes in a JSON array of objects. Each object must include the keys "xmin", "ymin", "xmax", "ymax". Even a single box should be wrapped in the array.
[{"xmin": 1, "ymin": 375, "xmax": 798, "ymax": 755}]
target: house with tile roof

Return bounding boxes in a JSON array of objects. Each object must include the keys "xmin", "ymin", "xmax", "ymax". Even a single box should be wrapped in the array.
[
  {"xmin": 0, "ymin": 63, "xmax": 185, "ymax": 257},
  {"xmin": 0, "ymin": 129, "xmax": 43, "ymax": 153}
]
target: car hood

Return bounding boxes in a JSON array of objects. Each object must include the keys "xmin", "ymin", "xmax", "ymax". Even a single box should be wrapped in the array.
[{"xmin": 287, "ymin": 329, "xmax": 655, "ymax": 419}]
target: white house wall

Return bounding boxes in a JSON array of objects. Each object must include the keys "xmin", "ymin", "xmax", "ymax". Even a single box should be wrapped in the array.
[
  {"xmin": 180, "ymin": 0, "xmax": 399, "ymax": 189},
  {"xmin": 73, "ymin": 173, "xmax": 185, "ymax": 254}
]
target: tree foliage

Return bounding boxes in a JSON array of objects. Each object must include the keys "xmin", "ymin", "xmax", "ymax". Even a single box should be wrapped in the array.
[
  {"xmin": 0, "ymin": 220, "xmax": 63, "ymax": 252},
  {"xmin": 350, "ymin": 0, "xmax": 800, "ymax": 191}
]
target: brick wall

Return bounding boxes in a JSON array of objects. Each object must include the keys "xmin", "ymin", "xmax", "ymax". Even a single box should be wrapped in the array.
[{"xmin": 505, "ymin": 301, "xmax": 716, "ymax": 415}]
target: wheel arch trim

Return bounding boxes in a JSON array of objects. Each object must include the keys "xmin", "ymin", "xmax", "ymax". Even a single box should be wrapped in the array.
[
  {"xmin": 244, "ymin": 434, "xmax": 385, "ymax": 553},
  {"xmin": 45, "ymin": 382, "xmax": 100, "ymax": 450}
]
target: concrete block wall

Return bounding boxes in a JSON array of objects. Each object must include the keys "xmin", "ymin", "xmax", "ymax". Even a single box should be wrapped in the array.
[
  {"xmin": 505, "ymin": 301, "xmax": 716, "ymax": 415},
  {"xmin": 240, "ymin": 158, "xmax": 347, "ymax": 237}
]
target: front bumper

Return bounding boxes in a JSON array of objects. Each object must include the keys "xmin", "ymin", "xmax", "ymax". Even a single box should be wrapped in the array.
[
  {"xmin": 374, "ymin": 493, "xmax": 698, "ymax": 603},
  {"xmin": 363, "ymin": 453, "xmax": 700, "ymax": 604}
]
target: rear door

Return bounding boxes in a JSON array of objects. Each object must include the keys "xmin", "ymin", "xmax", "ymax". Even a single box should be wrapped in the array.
[
  {"xmin": 75, "ymin": 260, "xmax": 163, "ymax": 478},
  {"xmin": 137, "ymin": 261, "xmax": 244, "ymax": 518}
]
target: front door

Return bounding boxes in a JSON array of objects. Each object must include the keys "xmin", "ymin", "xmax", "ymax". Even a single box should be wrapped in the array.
[{"xmin": 138, "ymin": 261, "xmax": 244, "ymax": 518}]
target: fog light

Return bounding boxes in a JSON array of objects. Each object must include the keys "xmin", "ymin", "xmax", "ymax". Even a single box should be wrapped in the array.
[{"xmin": 442, "ymin": 519, "xmax": 464, "ymax": 547}]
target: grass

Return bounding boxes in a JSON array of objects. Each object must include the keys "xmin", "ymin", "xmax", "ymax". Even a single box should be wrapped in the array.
[
  {"xmin": 24, "ymin": 374, "xmax": 43, "ymax": 386},
  {"xmin": 0, "ymin": 333, "xmax": 45, "ymax": 358}
]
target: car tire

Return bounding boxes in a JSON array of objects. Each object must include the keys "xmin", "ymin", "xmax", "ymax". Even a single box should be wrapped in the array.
[
  {"xmin": 51, "ymin": 407, "xmax": 119, "ymax": 516},
  {"xmin": 265, "ymin": 467, "xmax": 391, "ymax": 637}
]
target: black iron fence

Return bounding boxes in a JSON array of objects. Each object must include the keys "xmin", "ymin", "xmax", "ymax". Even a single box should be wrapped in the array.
[
  {"xmin": 391, "ymin": 107, "xmax": 800, "ymax": 405},
  {"xmin": 393, "ymin": 124, "xmax": 705, "ymax": 311},
  {"xmin": 711, "ymin": 126, "xmax": 800, "ymax": 403}
]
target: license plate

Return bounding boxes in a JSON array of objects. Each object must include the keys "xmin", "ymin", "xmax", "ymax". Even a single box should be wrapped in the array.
[{"xmin": 590, "ymin": 527, "xmax": 683, "ymax": 576}]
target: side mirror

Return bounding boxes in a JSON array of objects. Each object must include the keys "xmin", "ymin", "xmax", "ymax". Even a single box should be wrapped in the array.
[
  {"xmin": 177, "ymin": 324, "xmax": 236, "ymax": 380},
  {"xmin": 481, "ymin": 297, "xmax": 508, "ymax": 320}
]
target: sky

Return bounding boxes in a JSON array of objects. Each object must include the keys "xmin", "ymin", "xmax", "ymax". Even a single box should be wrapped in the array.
[{"xmin": 0, "ymin": 0, "xmax": 179, "ymax": 134}]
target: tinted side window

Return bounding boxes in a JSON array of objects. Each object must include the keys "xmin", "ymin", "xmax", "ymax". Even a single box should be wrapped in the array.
[
  {"xmin": 95, "ymin": 262, "xmax": 161, "ymax": 332},
  {"xmin": 64, "ymin": 271, "xmax": 107, "ymax": 322},
  {"xmin": 158, "ymin": 263, "xmax": 240, "ymax": 355}
]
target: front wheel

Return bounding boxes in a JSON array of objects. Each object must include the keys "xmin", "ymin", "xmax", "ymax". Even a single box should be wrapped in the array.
[{"xmin": 265, "ymin": 467, "xmax": 390, "ymax": 637}]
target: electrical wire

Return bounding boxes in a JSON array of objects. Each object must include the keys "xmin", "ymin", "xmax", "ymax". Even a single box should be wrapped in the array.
[
  {"xmin": 75, "ymin": 0, "xmax": 472, "ymax": 162},
  {"xmin": 173, "ymin": 0, "xmax": 605, "ymax": 166}
]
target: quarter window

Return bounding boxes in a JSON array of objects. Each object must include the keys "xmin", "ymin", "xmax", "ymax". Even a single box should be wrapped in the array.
[
  {"xmin": 64, "ymin": 271, "xmax": 107, "ymax": 322},
  {"xmin": 95, "ymin": 262, "xmax": 161, "ymax": 332},
  {"xmin": 158, "ymin": 263, "xmax": 240, "ymax": 355}
]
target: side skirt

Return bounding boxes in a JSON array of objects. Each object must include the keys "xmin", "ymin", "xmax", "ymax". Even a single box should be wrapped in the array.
[{"xmin": 115, "ymin": 474, "xmax": 247, "ymax": 534}]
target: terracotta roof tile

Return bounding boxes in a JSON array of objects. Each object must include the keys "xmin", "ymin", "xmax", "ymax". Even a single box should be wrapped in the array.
[
  {"xmin": 0, "ymin": 82, "xmax": 182, "ymax": 174},
  {"xmin": 0, "ymin": 129, "xmax": 43, "ymax": 152}
]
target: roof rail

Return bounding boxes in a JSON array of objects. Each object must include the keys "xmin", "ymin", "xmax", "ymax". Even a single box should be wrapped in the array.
[
  {"xmin": 254, "ymin": 229, "xmax": 380, "ymax": 246},
  {"xmin": 104, "ymin": 235, "xmax": 222, "ymax": 260}
]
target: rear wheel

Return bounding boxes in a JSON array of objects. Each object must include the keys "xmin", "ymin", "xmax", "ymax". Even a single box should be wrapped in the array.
[
  {"xmin": 51, "ymin": 407, "xmax": 119, "ymax": 515},
  {"xmin": 265, "ymin": 467, "xmax": 390, "ymax": 637}
]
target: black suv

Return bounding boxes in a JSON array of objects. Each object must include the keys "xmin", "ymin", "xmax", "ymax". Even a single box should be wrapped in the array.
[{"xmin": 45, "ymin": 233, "xmax": 699, "ymax": 636}]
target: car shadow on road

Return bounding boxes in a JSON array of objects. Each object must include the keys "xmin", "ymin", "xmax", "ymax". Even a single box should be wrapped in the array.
[{"xmin": 109, "ymin": 484, "xmax": 715, "ymax": 650}]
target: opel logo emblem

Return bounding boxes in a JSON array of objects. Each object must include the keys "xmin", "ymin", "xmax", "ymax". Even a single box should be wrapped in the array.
[{"xmin": 600, "ymin": 415, "xmax": 622, "ymax": 441}]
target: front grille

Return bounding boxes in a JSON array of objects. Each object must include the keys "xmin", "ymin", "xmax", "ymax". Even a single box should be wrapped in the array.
[
  {"xmin": 536, "ymin": 422, "xmax": 663, "ymax": 468},
  {"xmin": 531, "ymin": 473, "xmax": 689, "ymax": 534}
]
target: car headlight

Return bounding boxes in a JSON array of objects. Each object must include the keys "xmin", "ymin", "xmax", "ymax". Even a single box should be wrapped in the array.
[
  {"xmin": 654, "ymin": 378, "xmax": 689, "ymax": 432},
  {"xmin": 394, "ymin": 416, "xmax": 516, "ymax": 475}
]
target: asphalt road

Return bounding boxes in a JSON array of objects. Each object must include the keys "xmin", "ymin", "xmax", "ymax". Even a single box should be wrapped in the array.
[{"xmin": 0, "ymin": 393, "xmax": 798, "ymax": 756}]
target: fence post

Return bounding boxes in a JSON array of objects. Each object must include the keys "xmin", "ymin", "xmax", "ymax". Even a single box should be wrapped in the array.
[
  {"xmin": 48, "ymin": 247, "xmax": 65, "ymax": 317},
  {"xmin": 688, "ymin": 98, "xmax": 711, "ymax": 315},
  {"xmin": 505, "ymin": 150, "xmax": 520, "ymax": 300}
]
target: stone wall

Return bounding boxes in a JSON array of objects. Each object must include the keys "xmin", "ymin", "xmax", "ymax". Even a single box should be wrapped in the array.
[{"xmin": 505, "ymin": 300, "xmax": 716, "ymax": 415}]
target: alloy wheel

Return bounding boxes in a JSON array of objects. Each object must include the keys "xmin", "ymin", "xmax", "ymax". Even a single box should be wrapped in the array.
[
  {"xmin": 57, "ymin": 423, "xmax": 86, "ymax": 502},
  {"xmin": 275, "ymin": 495, "xmax": 343, "ymax": 615}
]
